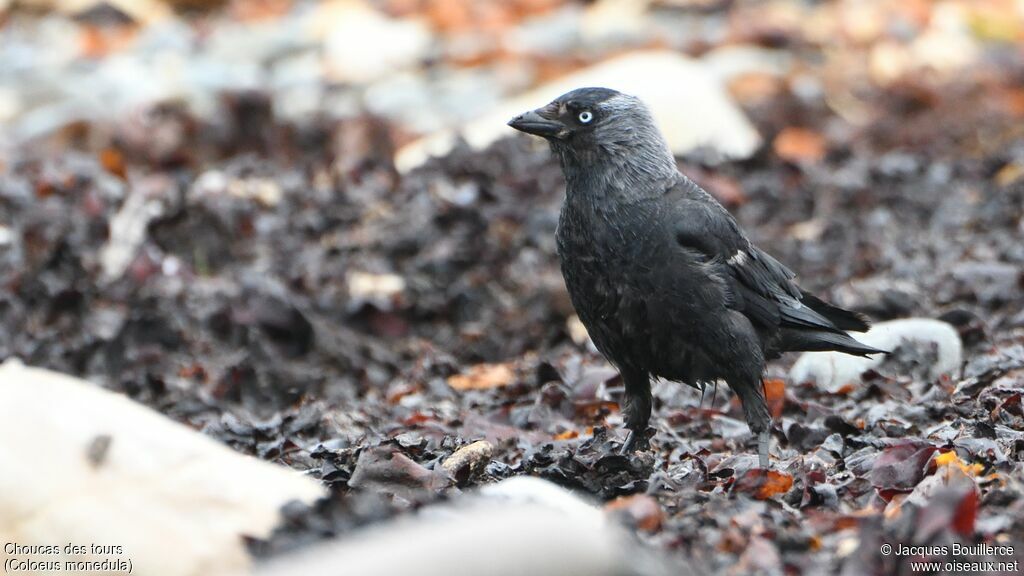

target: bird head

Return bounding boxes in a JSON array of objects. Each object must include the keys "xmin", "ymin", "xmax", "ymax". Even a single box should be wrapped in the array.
[{"xmin": 508, "ymin": 87, "xmax": 674, "ymax": 180}]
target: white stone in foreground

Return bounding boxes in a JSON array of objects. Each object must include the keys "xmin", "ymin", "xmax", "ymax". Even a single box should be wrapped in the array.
[
  {"xmin": 395, "ymin": 50, "xmax": 762, "ymax": 173},
  {"xmin": 789, "ymin": 318, "xmax": 963, "ymax": 392},
  {"xmin": 0, "ymin": 359, "xmax": 325, "ymax": 576},
  {"xmin": 257, "ymin": 476, "xmax": 676, "ymax": 576}
]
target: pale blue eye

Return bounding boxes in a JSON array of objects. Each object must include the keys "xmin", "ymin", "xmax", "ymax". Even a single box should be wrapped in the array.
[{"xmin": 578, "ymin": 111, "xmax": 593, "ymax": 123}]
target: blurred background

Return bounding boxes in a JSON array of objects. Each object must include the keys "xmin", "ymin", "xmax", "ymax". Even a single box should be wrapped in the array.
[{"xmin": 2, "ymin": 1, "xmax": 1024, "ymax": 575}]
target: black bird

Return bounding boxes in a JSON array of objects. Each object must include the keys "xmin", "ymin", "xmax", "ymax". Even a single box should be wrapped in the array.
[{"xmin": 508, "ymin": 87, "xmax": 885, "ymax": 467}]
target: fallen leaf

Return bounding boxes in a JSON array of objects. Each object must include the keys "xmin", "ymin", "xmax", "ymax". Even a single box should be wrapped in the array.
[
  {"xmin": 764, "ymin": 378, "xmax": 785, "ymax": 418},
  {"xmin": 934, "ymin": 450, "xmax": 984, "ymax": 478},
  {"xmin": 907, "ymin": 463, "xmax": 980, "ymax": 541},
  {"xmin": 883, "ymin": 492, "xmax": 906, "ymax": 520},
  {"xmin": 870, "ymin": 442, "xmax": 937, "ymax": 491},
  {"xmin": 991, "ymin": 392, "xmax": 1023, "ymax": 419},
  {"xmin": 1000, "ymin": 87, "xmax": 1024, "ymax": 117},
  {"xmin": 349, "ymin": 445, "xmax": 450, "ymax": 499},
  {"xmin": 574, "ymin": 400, "xmax": 621, "ymax": 419},
  {"xmin": 727, "ymin": 72, "xmax": 782, "ymax": 105},
  {"xmin": 230, "ymin": 0, "xmax": 293, "ymax": 21},
  {"xmin": 447, "ymin": 363, "xmax": 516, "ymax": 390},
  {"xmin": 402, "ymin": 412, "xmax": 434, "ymax": 426},
  {"xmin": 604, "ymin": 494, "xmax": 663, "ymax": 532},
  {"xmin": 99, "ymin": 148, "xmax": 127, "ymax": 178},
  {"xmin": 773, "ymin": 127, "xmax": 827, "ymax": 163},
  {"xmin": 78, "ymin": 24, "xmax": 138, "ymax": 59},
  {"xmin": 386, "ymin": 381, "xmax": 420, "ymax": 404},
  {"xmin": 834, "ymin": 382, "xmax": 857, "ymax": 395},
  {"xmin": 951, "ymin": 488, "xmax": 979, "ymax": 537},
  {"xmin": 177, "ymin": 363, "xmax": 208, "ymax": 382},
  {"xmin": 994, "ymin": 163, "xmax": 1024, "ymax": 187},
  {"xmin": 733, "ymin": 469, "xmax": 794, "ymax": 500}
]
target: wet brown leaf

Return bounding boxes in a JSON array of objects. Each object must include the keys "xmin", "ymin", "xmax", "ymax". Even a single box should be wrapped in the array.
[
  {"xmin": 349, "ymin": 445, "xmax": 451, "ymax": 499},
  {"xmin": 447, "ymin": 363, "xmax": 516, "ymax": 390},
  {"xmin": 99, "ymin": 148, "xmax": 127, "ymax": 178},
  {"xmin": 934, "ymin": 450, "xmax": 984, "ymax": 478},
  {"xmin": 605, "ymin": 494, "xmax": 663, "ymax": 533},
  {"xmin": 727, "ymin": 72, "xmax": 783, "ymax": 104},
  {"xmin": 870, "ymin": 442, "xmax": 937, "ymax": 491},
  {"xmin": 764, "ymin": 378, "xmax": 785, "ymax": 418},
  {"xmin": 952, "ymin": 488, "xmax": 979, "ymax": 537},
  {"xmin": 733, "ymin": 469, "xmax": 794, "ymax": 500},
  {"xmin": 773, "ymin": 127, "xmax": 827, "ymax": 163}
]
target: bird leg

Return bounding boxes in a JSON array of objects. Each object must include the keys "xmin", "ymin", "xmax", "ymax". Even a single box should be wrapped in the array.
[
  {"xmin": 758, "ymin": 430, "xmax": 770, "ymax": 469},
  {"xmin": 619, "ymin": 368, "xmax": 652, "ymax": 454},
  {"xmin": 732, "ymin": 378, "xmax": 773, "ymax": 469}
]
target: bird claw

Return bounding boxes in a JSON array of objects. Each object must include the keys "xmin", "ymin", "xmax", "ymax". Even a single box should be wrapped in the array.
[
  {"xmin": 620, "ymin": 430, "xmax": 638, "ymax": 455},
  {"xmin": 758, "ymin": 430, "xmax": 771, "ymax": 469}
]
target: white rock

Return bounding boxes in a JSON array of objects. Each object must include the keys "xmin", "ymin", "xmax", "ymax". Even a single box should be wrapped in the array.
[
  {"xmin": 505, "ymin": 6, "xmax": 583, "ymax": 56},
  {"xmin": 700, "ymin": 45, "xmax": 793, "ymax": 83},
  {"xmin": 789, "ymin": 318, "xmax": 963, "ymax": 392},
  {"xmin": 319, "ymin": 0, "xmax": 431, "ymax": 85},
  {"xmin": 257, "ymin": 476, "xmax": 674, "ymax": 576},
  {"xmin": 478, "ymin": 476, "xmax": 606, "ymax": 525},
  {"xmin": 0, "ymin": 360, "xmax": 325, "ymax": 576},
  {"xmin": 580, "ymin": 0, "xmax": 649, "ymax": 43},
  {"xmin": 190, "ymin": 172, "xmax": 283, "ymax": 208},
  {"xmin": 0, "ymin": 87, "xmax": 20, "ymax": 124},
  {"xmin": 395, "ymin": 50, "xmax": 762, "ymax": 173},
  {"xmin": 346, "ymin": 270, "xmax": 406, "ymax": 309},
  {"xmin": 0, "ymin": 224, "xmax": 13, "ymax": 247}
]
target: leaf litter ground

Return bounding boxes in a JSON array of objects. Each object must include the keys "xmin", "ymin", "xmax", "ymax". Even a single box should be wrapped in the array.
[{"xmin": 2, "ymin": 52, "xmax": 1024, "ymax": 576}]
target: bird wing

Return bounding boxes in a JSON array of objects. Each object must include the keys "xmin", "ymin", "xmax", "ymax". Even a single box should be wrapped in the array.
[{"xmin": 667, "ymin": 177, "xmax": 849, "ymax": 334}]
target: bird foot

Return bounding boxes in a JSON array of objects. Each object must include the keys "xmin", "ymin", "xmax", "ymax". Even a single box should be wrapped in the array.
[
  {"xmin": 757, "ymin": 430, "xmax": 771, "ymax": 469},
  {"xmin": 619, "ymin": 428, "xmax": 651, "ymax": 454}
]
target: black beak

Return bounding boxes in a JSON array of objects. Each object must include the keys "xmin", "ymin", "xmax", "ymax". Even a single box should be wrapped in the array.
[{"xmin": 508, "ymin": 109, "xmax": 564, "ymax": 138}]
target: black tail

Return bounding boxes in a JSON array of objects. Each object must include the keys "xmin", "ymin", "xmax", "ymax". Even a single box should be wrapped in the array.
[
  {"xmin": 799, "ymin": 290, "xmax": 871, "ymax": 332},
  {"xmin": 779, "ymin": 327, "xmax": 887, "ymax": 358}
]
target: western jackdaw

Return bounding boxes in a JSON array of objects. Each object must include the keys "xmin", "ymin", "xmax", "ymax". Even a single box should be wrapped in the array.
[{"xmin": 508, "ymin": 87, "xmax": 884, "ymax": 468}]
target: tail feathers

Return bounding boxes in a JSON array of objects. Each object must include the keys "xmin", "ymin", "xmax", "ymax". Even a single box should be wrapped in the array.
[
  {"xmin": 779, "ymin": 328, "xmax": 887, "ymax": 357},
  {"xmin": 799, "ymin": 290, "xmax": 872, "ymax": 332}
]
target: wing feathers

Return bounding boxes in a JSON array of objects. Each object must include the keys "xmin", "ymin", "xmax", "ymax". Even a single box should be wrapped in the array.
[{"xmin": 670, "ymin": 180, "xmax": 861, "ymax": 335}]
